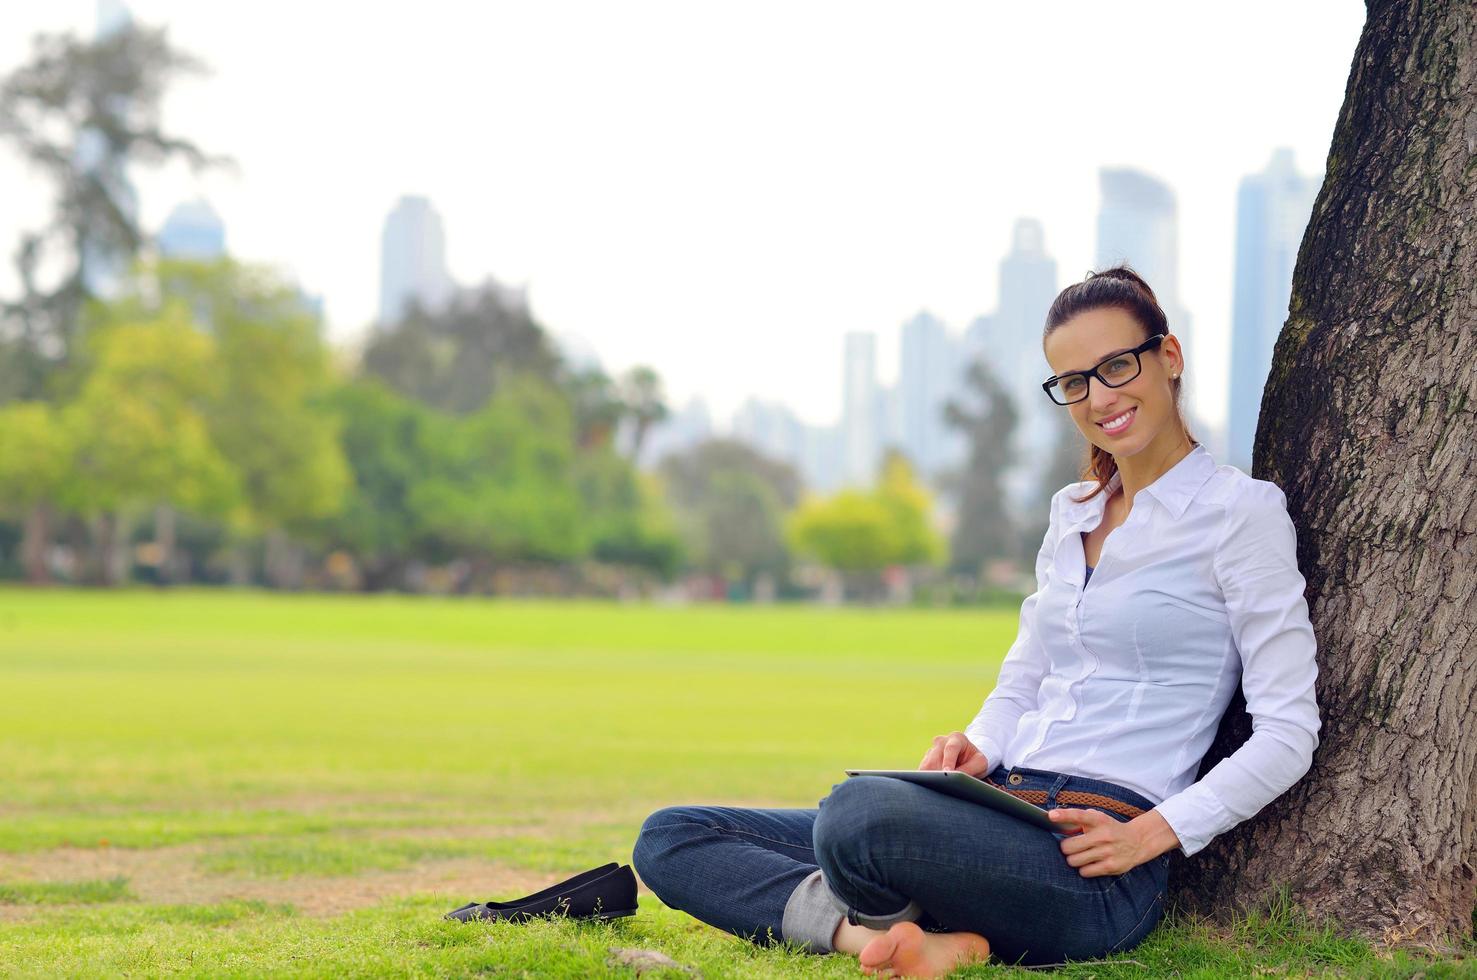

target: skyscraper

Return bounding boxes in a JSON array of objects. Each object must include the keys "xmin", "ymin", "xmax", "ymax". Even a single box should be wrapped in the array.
[
  {"xmin": 897, "ymin": 310, "xmax": 958, "ymax": 476},
  {"xmin": 157, "ymin": 199, "xmax": 226, "ymax": 260},
  {"xmin": 378, "ymin": 195, "xmax": 454, "ymax": 326},
  {"xmin": 77, "ymin": 0, "xmax": 138, "ymax": 298},
  {"xmin": 842, "ymin": 331, "xmax": 880, "ymax": 486},
  {"xmin": 1228, "ymin": 149, "xmax": 1322, "ymax": 471},
  {"xmin": 1096, "ymin": 169, "xmax": 1184, "ymax": 314},
  {"xmin": 97, "ymin": 0, "xmax": 131, "ymax": 34}
]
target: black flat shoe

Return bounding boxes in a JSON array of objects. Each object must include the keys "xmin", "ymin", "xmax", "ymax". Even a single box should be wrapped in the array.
[
  {"xmin": 444, "ymin": 863, "xmax": 637, "ymax": 923},
  {"xmin": 444, "ymin": 863, "xmax": 617, "ymax": 920}
]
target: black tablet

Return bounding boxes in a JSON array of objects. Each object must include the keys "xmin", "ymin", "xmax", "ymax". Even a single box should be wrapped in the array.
[{"xmin": 844, "ymin": 769, "xmax": 1057, "ymax": 831}]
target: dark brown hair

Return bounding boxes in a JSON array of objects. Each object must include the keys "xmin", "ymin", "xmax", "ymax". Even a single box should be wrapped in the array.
[{"xmin": 1043, "ymin": 264, "xmax": 1198, "ymax": 504}]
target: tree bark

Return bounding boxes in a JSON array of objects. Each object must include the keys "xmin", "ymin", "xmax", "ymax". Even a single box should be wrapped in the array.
[
  {"xmin": 1170, "ymin": 0, "xmax": 1477, "ymax": 944},
  {"xmin": 263, "ymin": 529, "xmax": 303, "ymax": 590},
  {"xmin": 154, "ymin": 504, "xmax": 176, "ymax": 586},
  {"xmin": 91, "ymin": 512, "xmax": 130, "ymax": 587},
  {"xmin": 20, "ymin": 503, "xmax": 50, "ymax": 585}
]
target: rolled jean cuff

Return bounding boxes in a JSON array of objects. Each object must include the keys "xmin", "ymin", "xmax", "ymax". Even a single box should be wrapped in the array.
[
  {"xmin": 825, "ymin": 874, "xmax": 923, "ymax": 930},
  {"xmin": 781, "ymin": 869, "xmax": 843, "ymax": 953}
]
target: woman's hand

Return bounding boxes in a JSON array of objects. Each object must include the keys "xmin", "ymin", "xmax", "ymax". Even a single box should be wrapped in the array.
[
  {"xmin": 917, "ymin": 732, "xmax": 990, "ymax": 776},
  {"xmin": 1049, "ymin": 808, "xmax": 1181, "ymax": 877}
]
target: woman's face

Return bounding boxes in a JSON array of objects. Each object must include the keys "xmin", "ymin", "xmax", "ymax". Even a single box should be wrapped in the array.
[{"xmin": 1042, "ymin": 306, "xmax": 1184, "ymax": 461}]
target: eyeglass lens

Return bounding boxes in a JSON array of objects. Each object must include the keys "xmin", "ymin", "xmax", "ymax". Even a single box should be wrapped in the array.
[{"xmin": 1048, "ymin": 352, "xmax": 1141, "ymax": 404}]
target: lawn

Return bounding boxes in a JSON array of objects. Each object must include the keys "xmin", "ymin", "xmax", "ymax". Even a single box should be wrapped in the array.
[{"xmin": 0, "ymin": 589, "xmax": 1467, "ymax": 977}]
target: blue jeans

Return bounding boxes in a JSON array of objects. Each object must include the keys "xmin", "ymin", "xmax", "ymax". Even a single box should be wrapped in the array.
[{"xmin": 632, "ymin": 765, "xmax": 1170, "ymax": 967}]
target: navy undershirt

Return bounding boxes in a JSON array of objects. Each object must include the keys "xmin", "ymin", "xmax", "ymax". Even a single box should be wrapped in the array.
[{"xmin": 1084, "ymin": 563, "xmax": 1095, "ymax": 584}]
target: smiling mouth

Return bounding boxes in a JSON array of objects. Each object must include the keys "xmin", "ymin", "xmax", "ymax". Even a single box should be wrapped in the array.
[{"xmin": 1097, "ymin": 407, "xmax": 1136, "ymax": 433}]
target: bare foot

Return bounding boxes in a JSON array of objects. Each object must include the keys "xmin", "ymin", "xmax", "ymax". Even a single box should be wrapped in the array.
[{"xmin": 857, "ymin": 921, "xmax": 991, "ymax": 978}]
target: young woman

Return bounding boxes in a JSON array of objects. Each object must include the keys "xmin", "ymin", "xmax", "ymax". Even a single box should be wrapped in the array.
[{"xmin": 632, "ymin": 266, "xmax": 1321, "ymax": 977}]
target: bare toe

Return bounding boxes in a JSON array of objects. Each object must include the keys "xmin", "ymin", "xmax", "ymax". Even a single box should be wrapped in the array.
[{"xmin": 858, "ymin": 925, "xmax": 905, "ymax": 972}]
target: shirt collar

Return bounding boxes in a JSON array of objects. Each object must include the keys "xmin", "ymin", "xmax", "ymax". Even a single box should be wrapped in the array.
[{"xmin": 1069, "ymin": 443, "xmax": 1217, "ymax": 522}]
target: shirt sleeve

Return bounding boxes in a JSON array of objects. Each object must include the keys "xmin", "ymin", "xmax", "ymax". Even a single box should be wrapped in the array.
[
  {"xmin": 1152, "ymin": 480, "xmax": 1321, "ymax": 857},
  {"xmin": 964, "ymin": 487, "xmax": 1060, "ymax": 768}
]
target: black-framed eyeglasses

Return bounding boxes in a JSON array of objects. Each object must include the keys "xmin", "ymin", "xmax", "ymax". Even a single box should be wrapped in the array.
[{"xmin": 1040, "ymin": 334, "xmax": 1166, "ymax": 405}]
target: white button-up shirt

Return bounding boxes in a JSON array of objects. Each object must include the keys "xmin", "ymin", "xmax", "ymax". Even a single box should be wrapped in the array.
[{"xmin": 964, "ymin": 444, "xmax": 1320, "ymax": 856}]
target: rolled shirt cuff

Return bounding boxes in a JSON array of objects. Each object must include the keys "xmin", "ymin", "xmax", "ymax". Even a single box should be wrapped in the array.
[
  {"xmin": 1153, "ymin": 781, "xmax": 1236, "ymax": 857},
  {"xmin": 782, "ymin": 869, "xmax": 842, "ymax": 953}
]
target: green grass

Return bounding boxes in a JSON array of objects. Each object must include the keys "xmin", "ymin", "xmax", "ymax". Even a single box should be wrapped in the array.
[
  {"xmin": 0, "ymin": 588, "xmax": 1470, "ymax": 977},
  {"xmin": 0, "ymin": 876, "xmax": 132, "ymax": 905}
]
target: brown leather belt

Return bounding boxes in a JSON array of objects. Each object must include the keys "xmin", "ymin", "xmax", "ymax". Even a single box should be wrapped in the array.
[{"xmin": 985, "ymin": 779, "xmax": 1146, "ymax": 821}]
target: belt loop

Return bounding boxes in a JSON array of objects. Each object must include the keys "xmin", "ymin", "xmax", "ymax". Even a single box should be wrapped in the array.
[{"xmin": 1046, "ymin": 773, "xmax": 1070, "ymax": 808}]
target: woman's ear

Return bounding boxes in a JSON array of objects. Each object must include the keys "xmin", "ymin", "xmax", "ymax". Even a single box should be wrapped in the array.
[{"xmin": 1164, "ymin": 335, "xmax": 1184, "ymax": 379}]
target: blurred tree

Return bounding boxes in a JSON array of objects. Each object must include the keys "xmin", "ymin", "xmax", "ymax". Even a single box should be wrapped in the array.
[
  {"xmin": 361, "ymin": 285, "xmax": 561, "ymax": 416},
  {"xmin": 0, "ymin": 403, "xmax": 71, "ymax": 583},
  {"xmin": 661, "ymin": 438, "xmax": 801, "ymax": 512},
  {"xmin": 59, "ymin": 311, "xmax": 240, "ymax": 584},
  {"xmin": 0, "ymin": 20, "xmax": 221, "ymax": 578},
  {"xmin": 787, "ymin": 491, "xmax": 897, "ymax": 595},
  {"xmin": 414, "ymin": 376, "xmax": 585, "ymax": 565},
  {"xmin": 659, "ymin": 438, "xmax": 799, "ymax": 589},
  {"xmin": 874, "ymin": 451, "xmax": 947, "ymax": 567},
  {"xmin": 576, "ymin": 450, "xmax": 684, "ymax": 580},
  {"xmin": 618, "ymin": 365, "xmax": 669, "ymax": 460},
  {"xmin": 0, "ymin": 21, "xmax": 219, "ymax": 390},
  {"xmin": 942, "ymin": 359, "xmax": 1018, "ymax": 577},
  {"xmin": 322, "ymin": 376, "xmax": 599, "ymax": 589},
  {"xmin": 787, "ymin": 452, "xmax": 944, "ymax": 600},
  {"xmin": 695, "ymin": 470, "xmax": 790, "ymax": 586},
  {"xmin": 318, "ymin": 380, "xmax": 433, "ymax": 590},
  {"xmin": 566, "ymin": 367, "xmax": 626, "ymax": 451},
  {"xmin": 147, "ymin": 259, "xmax": 349, "ymax": 584}
]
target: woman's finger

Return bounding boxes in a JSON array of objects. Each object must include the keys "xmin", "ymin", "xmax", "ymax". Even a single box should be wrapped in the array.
[
  {"xmin": 1058, "ymin": 831, "xmax": 1104, "ymax": 855},
  {"xmin": 1065, "ymin": 847, "xmax": 1109, "ymax": 868},
  {"xmin": 920, "ymin": 734, "xmax": 957, "ymax": 770},
  {"xmin": 1077, "ymin": 858, "xmax": 1124, "ymax": 878},
  {"xmin": 942, "ymin": 734, "xmax": 968, "ymax": 770},
  {"xmin": 1049, "ymin": 808, "xmax": 1108, "ymax": 834}
]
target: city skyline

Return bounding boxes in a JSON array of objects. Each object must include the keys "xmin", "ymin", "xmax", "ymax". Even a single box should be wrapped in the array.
[
  {"xmin": 0, "ymin": 1, "xmax": 1364, "ymax": 430},
  {"xmin": 151, "ymin": 148, "xmax": 1320, "ymax": 503},
  {"xmin": 663, "ymin": 142, "xmax": 1319, "ymax": 502}
]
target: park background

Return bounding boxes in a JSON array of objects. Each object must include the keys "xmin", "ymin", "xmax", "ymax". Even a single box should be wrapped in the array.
[{"xmin": 2, "ymin": 1, "xmax": 1471, "ymax": 976}]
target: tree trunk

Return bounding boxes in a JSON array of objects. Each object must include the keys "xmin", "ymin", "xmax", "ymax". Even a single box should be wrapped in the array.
[
  {"xmin": 95, "ymin": 511, "xmax": 131, "ymax": 587},
  {"xmin": 225, "ymin": 544, "xmax": 252, "ymax": 587},
  {"xmin": 154, "ymin": 504, "xmax": 176, "ymax": 586},
  {"xmin": 1169, "ymin": 0, "xmax": 1477, "ymax": 944},
  {"xmin": 20, "ymin": 503, "xmax": 50, "ymax": 585},
  {"xmin": 65, "ymin": 514, "xmax": 89, "ymax": 584},
  {"xmin": 263, "ymin": 529, "xmax": 303, "ymax": 590}
]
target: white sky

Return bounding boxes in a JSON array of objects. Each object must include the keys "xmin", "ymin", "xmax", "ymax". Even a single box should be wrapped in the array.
[{"xmin": 0, "ymin": 1, "xmax": 1366, "ymax": 429}]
